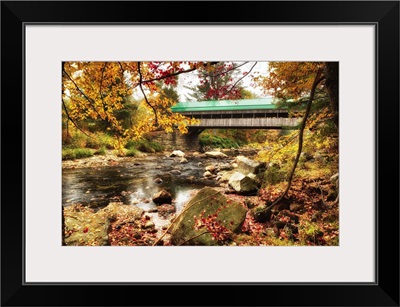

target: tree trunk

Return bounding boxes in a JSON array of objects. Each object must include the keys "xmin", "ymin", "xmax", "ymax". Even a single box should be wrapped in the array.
[
  {"xmin": 324, "ymin": 62, "xmax": 339, "ymax": 130},
  {"xmin": 267, "ymin": 69, "xmax": 324, "ymax": 209}
]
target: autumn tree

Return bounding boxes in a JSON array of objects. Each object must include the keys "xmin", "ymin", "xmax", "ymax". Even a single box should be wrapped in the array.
[
  {"xmin": 185, "ymin": 62, "xmax": 257, "ymax": 101},
  {"xmin": 254, "ymin": 61, "xmax": 338, "ymax": 132},
  {"xmin": 62, "ymin": 61, "xmax": 207, "ymax": 150},
  {"xmin": 253, "ymin": 62, "xmax": 339, "ymax": 208}
]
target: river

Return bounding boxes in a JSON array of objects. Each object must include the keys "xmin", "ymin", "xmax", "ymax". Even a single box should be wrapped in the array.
[{"xmin": 62, "ymin": 151, "xmax": 250, "ymax": 213}]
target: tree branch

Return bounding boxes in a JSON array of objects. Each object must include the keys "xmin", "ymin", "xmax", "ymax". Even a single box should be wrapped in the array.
[
  {"xmin": 141, "ymin": 62, "xmax": 220, "ymax": 84},
  {"xmin": 226, "ymin": 62, "xmax": 257, "ymax": 94},
  {"xmin": 137, "ymin": 62, "xmax": 158, "ymax": 125},
  {"xmin": 201, "ymin": 61, "xmax": 250, "ymax": 78},
  {"xmin": 62, "ymin": 67, "xmax": 103, "ymax": 119},
  {"xmin": 62, "ymin": 98, "xmax": 91, "ymax": 137},
  {"xmin": 99, "ymin": 62, "xmax": 108, "ymax": 112}
]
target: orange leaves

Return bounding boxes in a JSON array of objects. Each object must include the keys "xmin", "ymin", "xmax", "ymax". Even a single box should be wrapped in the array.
[{"xmin": 253, "ymin": 62, "xmax": 324, "ymax": 100}]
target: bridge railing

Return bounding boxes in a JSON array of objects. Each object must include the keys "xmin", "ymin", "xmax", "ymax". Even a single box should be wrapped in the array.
[{"xmin": 186, "ymin": 117, "xmax": 301, "ymax": 128}]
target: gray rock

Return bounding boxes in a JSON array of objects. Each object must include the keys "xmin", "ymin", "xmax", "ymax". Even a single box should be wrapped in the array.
[
  {"xmin": 228, "ymin": 172, "xmax": 259, "ymax": 194},
  {"xmin": 330, "ymin": 173, "xmax": 339, "ymax": 184},
  {"xmin": 203, "ymin": 171, "xmax": 213, "ymax": 177},
  {"xmin": 152, "ymin": 189, "xmax": 172, "ymax": 205},
  {"xmin": 170, "ymin": 150, "xmax": 185, "ymax": 157},
  {"xmin": 236, "ymin": 156, "xmax": 266, "ymax": 176},
  {"xmin": 204, "ymin": 151, "xmax": 228, "ymax": 159}
]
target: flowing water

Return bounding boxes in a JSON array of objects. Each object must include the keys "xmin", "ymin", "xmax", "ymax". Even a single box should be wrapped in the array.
[{"xmin": 62, "ymin": 153, "xmax": 228, "ymax": 213}]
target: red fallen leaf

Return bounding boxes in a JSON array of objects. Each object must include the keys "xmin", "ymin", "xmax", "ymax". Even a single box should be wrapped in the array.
[{"xmin": 83, "ymin": 227, "xmax": 89, "ymax": 233}]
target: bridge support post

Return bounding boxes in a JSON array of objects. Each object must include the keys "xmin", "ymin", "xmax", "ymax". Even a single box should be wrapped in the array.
[{"xmin": 183, "ymin": 127, "xmax": 204, "ymax": 151}]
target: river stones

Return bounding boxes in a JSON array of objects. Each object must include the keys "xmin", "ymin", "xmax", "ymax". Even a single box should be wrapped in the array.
[
  {"xmin": 204, "ymin": 151, "xmax": 228, "ymax": 159},
  {"xmin": 169, "ymin": 150, "xmax": 185, "ymax": 157},
  {"xmin": 228, "ymin": 172, "xmax": 259, "ymax": 194},
  {"xmin": 152, "ymin": 189, "xmax": 172, "ymax": 205}
]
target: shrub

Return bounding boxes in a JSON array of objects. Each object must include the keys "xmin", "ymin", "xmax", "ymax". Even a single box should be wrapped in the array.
[
  {"xmin": 62, "ymin": 149, "xmax": 76, "ymax": 160},
  {"xmin": 94, "ymin": 146, "xmax": 106, "ymax": 155},
  {"xmin": 298, "ymin": 220, "xmax": 325, "ymax": 245},
  {"xmin": 125, "ymin": 148, "xmax": 141, "ymax": 157},
  {"xmin": 262, "ymin": 165, "xmax": 287, "ymax": 185},
  {"xmin": 124, "ymin": 139, "xmax": 164, "ymax": 153},
  {"xmin": 66, "ymin": 132, "xmax": 87, "ymax": 148},
  {"xmin": 62, "ymin": 148, "xmax": 93, "ymax": 160},
  {"xmin": 86, "ymin": 133, "xmax": 114, "ymax": 149},
  {"xmin": 199, "ymin": 133, "xmax": 240, "ymax": 149}
]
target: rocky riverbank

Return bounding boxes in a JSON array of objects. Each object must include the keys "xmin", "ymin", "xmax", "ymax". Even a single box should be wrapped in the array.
[
  {"xmin": 62, "ymin": 148, "xmax": 269, "ymax": 246},
  {"xmin": 62, "ymin": 148, "xmax": 340, "ymax": 246}
]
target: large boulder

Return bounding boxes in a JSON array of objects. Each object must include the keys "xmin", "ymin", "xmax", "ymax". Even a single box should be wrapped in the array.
[
  {"xmin": 63, "ymin": 205, "xmax": 110, "ymax": 246},
  {"xmin": 228, "ymin": 172, "xmax": 259, "ymax": 194},
  {"xmin": 63, "ymin": 202, "xmax": 144, "ymax": 246},
  {"xmin": 236, "ymin": 156, "xmax": 266, "ymax": 176},
  {"xmin": 169, "ymin": 187, "xmax": 247, "ymax": 245}
]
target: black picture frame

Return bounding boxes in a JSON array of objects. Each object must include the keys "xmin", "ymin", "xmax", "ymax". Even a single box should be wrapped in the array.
[{"xmin": 1, "ymin": 1, "xmax": 399, "ymax": 306}]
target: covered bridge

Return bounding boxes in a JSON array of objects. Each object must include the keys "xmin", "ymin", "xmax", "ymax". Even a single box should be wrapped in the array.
[{"xmin": 171, "ymin": 98, "xmax": 300, "ymax": 129}]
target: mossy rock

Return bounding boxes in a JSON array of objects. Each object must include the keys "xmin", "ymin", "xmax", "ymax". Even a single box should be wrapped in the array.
[
  {"xmin": 169, "ymin": 187, "xmax": 247, "ymax": 246},
  {"xmin": 63, "ymin": 205, "xmax": 110, "ymax": 246}
]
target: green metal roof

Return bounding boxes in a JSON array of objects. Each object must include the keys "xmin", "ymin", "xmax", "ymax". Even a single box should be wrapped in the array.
[{"xmin": 171, "ymin": 98, "xmax": 280, "ymax": 113}]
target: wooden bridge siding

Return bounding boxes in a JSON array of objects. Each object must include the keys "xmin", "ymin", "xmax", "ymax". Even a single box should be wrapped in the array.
[{"xmin": 188, "ymin": 117, "xmax": 300, "ymax": 128}]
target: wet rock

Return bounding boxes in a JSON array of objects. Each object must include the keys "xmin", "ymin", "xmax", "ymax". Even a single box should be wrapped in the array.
[
  {"xmin": 144, "ymin": 221, "xmax": 155, "ymax": 228},
  {"xmin": 204, "ymin": 151, "xmax": 228, "ymax": 159},
  {"xmin": 152, "ymin": 189, "xmax": 172, "ymax": 205},
  {"xmin": 169, "ymin": 150, "xmax": 185, "ymax": 157},
  {"xmin": 153, "ymin": 178, "xmax": 163, "ymax": 184},
  {"xmin": 203, "ymin": 171, "xmax": 213, "ymax": 177}
]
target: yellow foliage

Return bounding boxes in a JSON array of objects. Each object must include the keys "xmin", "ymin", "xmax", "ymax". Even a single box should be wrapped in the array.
[{"xmin": 63, "ymin": 61, "xmax": 204, "ymax": 144}]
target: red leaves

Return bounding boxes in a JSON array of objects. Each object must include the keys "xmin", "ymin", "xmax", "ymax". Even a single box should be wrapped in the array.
[
  {"xmin": 193, "ymin": 207, "xmax": 233, "ymax": 243},
  {"xmin": 83, "ymin": 227, "xmax": 89, "ymax": 233}
]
